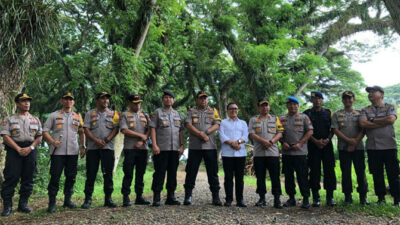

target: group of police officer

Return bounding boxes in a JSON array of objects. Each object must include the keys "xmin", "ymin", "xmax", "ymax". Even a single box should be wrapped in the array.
[{"xmin": 0, "ymin": 85, "xmax": 398, "ymax": 216}]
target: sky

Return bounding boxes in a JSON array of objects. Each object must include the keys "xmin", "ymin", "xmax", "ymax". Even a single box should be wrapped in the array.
[{"xmin": 349, "ymin": 32, "xmax": 400, "ymax": 88}]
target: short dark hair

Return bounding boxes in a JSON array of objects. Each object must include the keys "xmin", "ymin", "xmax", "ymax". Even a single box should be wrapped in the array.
[{"xmin": 226, "ymin": 102, "xmax": 237, "ymax": 110}]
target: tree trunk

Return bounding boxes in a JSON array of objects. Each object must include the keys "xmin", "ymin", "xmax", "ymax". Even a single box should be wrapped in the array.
[{"xmin": 384, "ymin": 0, "xmax": 400, "ymax": 35}]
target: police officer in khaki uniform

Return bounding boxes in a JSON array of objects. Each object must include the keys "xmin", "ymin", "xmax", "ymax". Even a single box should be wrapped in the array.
[
  {"xmin": 43, "ymin": 92, "xmax": 85, "ymax": 213},
  {"xmin": 248, "ymin": 98, "xmax": 284, "ymax": 208},
  {"xmin": 1, "ymin": 94, "xmax": 42, "ymax": 216},
  {"xmin": 120, "ymin": 94, "xmax": 151, "ymax": 206},
  {"xmin": 332, "ymin": 91, "xmax": 368, "ymax": 205},
  {"xmin": 149, "ymin": 90, "xmax": 184, "ymax": 206},
  {"xmin": 359, "ymin": 86, "xmax": 400, "ymax": 206},
  {"xmin": 280, "ymin": 97, "xmax": 313, "ymax": 209},
  {"xmin": 81, "ymin": 92, "xmax": 119, "ymax": 209},
  {"xmin": 183, "ymin": 91, "xmax": 222, "ymax": 206},
  {"xmin": 304, "ymin": 91, "xmax": 336, "ymax": 207}
]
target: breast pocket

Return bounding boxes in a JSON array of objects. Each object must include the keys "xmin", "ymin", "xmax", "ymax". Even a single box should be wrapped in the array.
[
  {"xmin": 90, "ymin": 117, "xmax": 99, "ymax": 129},
  {"xmin": 159, "ymin": 117, "xmax": 170, "ymax": 128},
  {"xmin": 29, "ymin": 124, "xmax": 39, "ymax": 136},
  {"xmin": 192, "ymin": 116, "xmax": 200, "ymax": 124},
  {"xmin": 295, "ymin": 125, "xmax": 304, "ymax": 133},
  {"xmin": 253, "ymin": 124, "xmax": 262, "ymax": 134},
  {"xmin": 174, "ymin": 118, "xmax": 182, "ymax": 127},
  {"xmin": 105, "ymin": 118, "xmax": 114, "ymax": 129},
  {"xmin": 72, "ymin": 119, "xmax": 80, "ymax": 131},
  {"xmin": 267, "ymin": 124, "xmax": 276, "ymax": 134},
  {"xmin": 55, "ymin": 119, "xmax": 64, "ymax": 131},
  {"xmin": 10, "ymin": 124, "xmax": 21, "ymax": 137}
]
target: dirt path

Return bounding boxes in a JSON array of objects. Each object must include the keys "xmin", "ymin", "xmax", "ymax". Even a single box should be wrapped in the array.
[{"xmin": 1, "ymin": 171, "xmax": 400, "ymax": 225}]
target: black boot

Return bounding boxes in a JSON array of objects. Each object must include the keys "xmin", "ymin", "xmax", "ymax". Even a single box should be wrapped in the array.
[
  {"xmin": 377, "ymin": 195, "xmax": 385, "ymax": 204},
  {"xmin": 312, "ymin": 191, "xmax": 320, "ymax": 207},
  {"xmin": 47, "ymin": 195, "xmax": 56, "ymax": 213},
  {"xmin": 165, "ymin": 191, "xmax": 181, "ymax": 205},
  {"xmin": 104, "ymin": 194, "xmax": 117, "ymax": 208},
  {"xmin": 273, "ymin": 195, "xmax": 283, "ymax": 209},
  {"xmin": 301, "ymin": 197, "xmax": 310, "ymax": 209},
  {"xmin": 135, "ymin": 194, "xmax": 150, "ymax": 205},
  {"xmin": 123, "ymin": 195, "xmax": 131, "ymax": 207},
  {"xmin": 81, "ymin": 196, "xmax": 92, "ymax": 209},
  {"xmin": 344, "ymin": 193, "xmax": 353, "ymax": 206},
  {"xmin": 283, "ymin": 196, "xmax": 296, "ymax": 207},
  {"xmin": 212, "ymin": 192, "xmax": 222, "ymax": 206},
  {"xmin": 326, "ymin": 191, "xmax": 336, "ymax": 206},
  {"xmin": 63, "ymin": 194, "xmax": 77, "ymax": 209},
  {"xmin": 17, "ymin": 197, "xmax": 32, "ymax": 213},
  {"xmin": 183, "ymin": 190, "xmax": 192, "ymax": 206},
  {"xmin": 152, "ymin": 192, "xmax": 161, "ymax": 207},
  {"xmin": 1, "ymin": 200, "xmax": 12, "ymax": 217},
  {"xmin": 359, "ymin": 193, "xmax": 369, "ymax": 205},
  {"xmin": 255, "ymin": 194, "xmax": 266, "ymax": 207}
]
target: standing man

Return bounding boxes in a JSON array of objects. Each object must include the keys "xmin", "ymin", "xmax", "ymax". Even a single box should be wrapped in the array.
[
  {"xmin": 149, "ymin": 91, "xmax": 184, "ymax": 206},
  {"xmin": 332, "ymin": 91, "xmax": 368, "ymax": 205},
  {"xmin": 119, "ymin": 94, "xmax": 151, "ymax": 207},
  {"xmin": 304, "ymin": 91, "xmax": 336, "ymax": 207},
  {"xmin": 81, "ymin": 92, "xmax": 119, "ymax": 209},
  {"xmin": 280, "ymin": 97, "xmax": 313, "ymax": 209},
  {"xmin": 183, "ymin": 91, "xmax": 222, "ymax": 206},
  {"xmin": 219, "ymin": 103, "xmax": 249, "ymax": 207},
  {"xmin": 359, "ymin": 86, "xmax": 400, "ymax": 206},
  {"xmin": 248, "ymin": 98, "xmax": 283, "ymax": 208},
  {"xmin": 1, "ymin": 93, "xmax": 42, "ymax": 216},
  {"xmin": 43, "ymin": 92, "xmax": 85, "ymax": 213}
]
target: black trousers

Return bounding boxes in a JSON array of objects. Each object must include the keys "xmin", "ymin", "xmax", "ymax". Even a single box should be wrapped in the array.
[
  {"xmin": 222, "ymin": 157, "xmax": 246, "ymax": 202},
  {"xmin": 367, "ymin": 149, "xmax": 400, "ymax": 199},
  {"xmin": 254, "ymin": 156, "xmax": 282, "ymax": 196},
  {"xmin": 282, "ymin": 155, "xmax": 310, "ymax": 198},
  {"xmin": 338, "ymin": 150, "xmax": 368, "ymax": 195},
  {"xmin": 184, "ymin": 149, "xmax": 220, "ymax": 194},
  {"xmin": 84, "ymin": 149, "xmax": 115, "ymax": 197},
  {"xmin": 151, "ymin": 151, "xmax": 179, "ymax": 193},
  {"xmin": 1, "ymin": 143, "xmax": 37, "ymax": 202},
  {"xmin": 47, "ymin": 155, "xmax": 78, "ymax": 197},
  {"xmin": 308, "ymin": 141, "xmax": 337, "ymax": 192},
  {"xmin": 121, "ymin": 149, "xmax": 148, "ymax": 196}
]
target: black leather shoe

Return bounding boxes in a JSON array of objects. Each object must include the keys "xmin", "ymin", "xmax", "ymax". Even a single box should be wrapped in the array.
[
  {"xmin": 183, "ymin": 195, "xmax": 192, "ymax": 206},
  {"xmin": 224, "ymin": 201, "xmax": 232, "ymax": 207},
  {"xmin": 273, "ymin": 196, "xmax": 283, "ymax": 209},
  {"xmin": 47, "ymin": 202, "xmax": 56, "ymax": 213},
  {"xmin": 344, "ymin": 194, "xmax": 353, "ymax": 206},
  {"xmin": 359, "ymin": 194, "xmax": 369, "ymax": 205},
  {"xmin": 152, "ymin": 193, "xmax": 161, "ymax": 207},
  {"xmin": 17, "ymin": 205, "xmax": 32, "ymax": 213},
  {"xmin": 165, "ymin": 197, "xmax": 181, "ymax": 205},
  {"xmin": 122, "ymin": 195, "xmax": 131, "ymax": 207},
  {"xmin": 236, "ymin": 200, "xmax": 247, "ymax": 207},
  {"xmin": 212, "ymin": 193, "xmax": 222, "ymax": 206},
  {"xmin": 104, "ymin": 197, "xmax": 117, "ymax": 208},
  {"xmin": 81, "ymin": 198, "xmax": 92, "ymax": 209},
  {"xmin": 283, "ymin": 198, "xmax": 296, "ymax": 207},
  {"xmin": 326, "ymin": 198, "xmax": 336, "ymax": 206},
  {"xmin": 312, "ymin": 198, "xmax": 320, "ymax": 207},
  {"xmin": 63, "ymin": 195, "xmax": 77, "ymax": 209},
  {"xmin": 377, "ymin": 196, "xmax": 385, "ymax": 205},
  {"xmin": 1, "ymin": 205, "xmax": 12, "ymax": 217},
  {"xmin": 255, "ymin": 198, "xmax": 266, "ymax": 207},
  {"xmin": 301, "ymin": 198, "xmax": 310, "ymax": 209},
  {"xmin": 135, "ymin": 196, "xmax": 151, "ymax": 205}
]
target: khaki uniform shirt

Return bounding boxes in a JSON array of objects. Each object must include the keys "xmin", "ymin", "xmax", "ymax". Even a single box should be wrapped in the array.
[
  {"xmin": 280, "ymin": 113, "xmax": 313, "ymax": 156},
  {"xmin": 1, "ymin": 113, "xmax": 42, "ymax": 143},
  {"xmin": 360, "ymin": 103, "xmax": 397, "ymax": 150},
  {"xmin": 248, "ymin": 114, "xmax": 284, "ymax": 157},
  {"xmin": 83, "ymin": 109, "xmax": 119, "ymax": 150},
  {"xmin": 43, "ymin": 110, "xmax": 83, "ymax": 155},
  {"xmin": 185, "ymin": 106, "xmax": 221, "ymax": 150},
  {"xmin": 119, "ymin": 110, "xmax": 149, "ymax": 150},
  {"xmin": 149, "ymin": 108, "xmax": 183, "ymax": 151},
  {"xmin": 331, "ymin": 109, "xmax": 364, "ymax": 151}
]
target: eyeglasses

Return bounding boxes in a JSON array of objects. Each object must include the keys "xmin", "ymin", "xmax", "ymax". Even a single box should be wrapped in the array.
[{"xmin": 228, "ymin": 108, "xmax": 239, "ymax": 111}]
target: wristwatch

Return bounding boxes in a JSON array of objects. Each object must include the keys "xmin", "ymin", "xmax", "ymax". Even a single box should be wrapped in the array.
[
  {"xmin": 205, "ymin": 130, "xmax": 210, "ymax": 135},
  {"xmin": 30, "ymin": 146, "xmax": 35, "ymax": 151},
  {"xmin": 238, "ymin": 139, "xmax": 244, "ymax": 144},
  {"xmin": 368, "ymin": 117, "xmax": 374, "ymax": 122}
]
